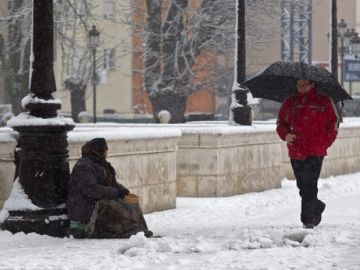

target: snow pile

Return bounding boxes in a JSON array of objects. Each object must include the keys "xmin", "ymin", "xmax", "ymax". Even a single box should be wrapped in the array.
[
  {"xmin": 0, "ymin": 177, "xmax": 42, "ymax": 222},
  {"xmin": 118, "ymin": 232, "xmax": 172, "ymax": 257},
  {"xmin": 0, "ymin": 210, "xmax": 9, "ymax": 223},
  {"xmin": 2, "ymin": 178, "xmax": 41, "ymax": 212}
]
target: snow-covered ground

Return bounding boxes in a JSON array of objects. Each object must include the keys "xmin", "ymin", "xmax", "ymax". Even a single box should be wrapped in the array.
[{"xmin": 1, "ymin": 173, "xmax": 360, "ymax": 270}]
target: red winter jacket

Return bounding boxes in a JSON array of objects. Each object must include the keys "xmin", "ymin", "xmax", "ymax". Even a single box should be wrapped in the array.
[{"xmin": 276, "ymin": 87, "xmax": 339, "ymax": 160}]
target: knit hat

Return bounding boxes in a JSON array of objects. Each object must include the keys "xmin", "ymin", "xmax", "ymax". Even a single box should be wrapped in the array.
[{"xmin": 81, "ymin": 138, "xmax": 108, "ymax": 158}]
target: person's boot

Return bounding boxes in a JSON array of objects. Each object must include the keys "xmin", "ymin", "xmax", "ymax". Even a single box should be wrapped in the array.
[
  {"xmin": 301, "ymin": 199, "xmax": 315, "ymax": 228},
  {"xmin": 144, "ymin": 230, "xmax": 153, "ymax": 237},
  {"xmin": 313, "ymin": 201, "xmax": 326, "ymax": 226},
  {"xmin": 302, "ymin": 223, "xmax": 314, "ymax": 229}
]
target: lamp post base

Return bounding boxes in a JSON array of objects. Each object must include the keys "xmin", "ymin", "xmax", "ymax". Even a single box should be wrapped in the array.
[
  {"xmin": 1, "ymin": 124, "xmax": 74, "ymax": 237},
  {"xmin": 232, "ymin": 106, "xmax": 252, "ymax": 125},
  {"xmin": 1, "ymin": 208, "xmax": 69, "ymax": 237},
  {"xmin": 14, "ymin": 125, "xmax": 74, "ymax": 207},
  {"xmin": 231, "ymin": 88, "xmax": 252, "ymax": 125}
]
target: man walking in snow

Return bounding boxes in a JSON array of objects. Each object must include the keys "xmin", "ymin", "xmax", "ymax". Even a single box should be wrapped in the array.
[{"xmin": 276, "ymin": 79, "xmax": 339, "ymax": 228}]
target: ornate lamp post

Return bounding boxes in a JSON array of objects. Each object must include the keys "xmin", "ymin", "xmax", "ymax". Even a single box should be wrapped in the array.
[
  {"xmin": 348, "ymin": 32, "xmax": 360, "ymax": 95},
  {"xmin": 337, "ymin": 19, "xmax": 354, "ymax": 86},
  {"xmin": 327, "ymin": 20, "xmax": 355, "ymax": 85},
  {"xmin": 1, "ymin": 1, "xmax": 74, "ymax": 236},
  {"xmin": 230, "ymin": 0, "xmax": 252, "ymax": 125},
  {"xmin": 349, "ymin": 32, "xmax": 360, "ymax": 56},
  {"xmin": 89, "ymin": 25, "xmax": 100, "ymax": 124},
  {"xmin": 330, "ymin": 0, "xmax": 338, "ymax": 78}
]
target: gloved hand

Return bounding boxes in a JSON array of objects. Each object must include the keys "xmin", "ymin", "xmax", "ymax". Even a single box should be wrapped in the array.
[{"xmin": 117, "ymin": 187, "xmax": 130, "ymax": 199}]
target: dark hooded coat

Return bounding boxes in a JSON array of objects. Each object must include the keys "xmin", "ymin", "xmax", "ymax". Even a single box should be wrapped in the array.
[{"xmin": 67, "ymin": 138, "xmax": 129, "ymax": 224}]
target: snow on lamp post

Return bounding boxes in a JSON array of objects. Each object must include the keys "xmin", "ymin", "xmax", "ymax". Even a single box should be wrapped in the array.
[
  {"xmin": 89, "ymin": 25, "xmax": 100, "ymax": 124},
  {"xmin": 1, "ymin": 0, "xmax": 74, "ymax": 237},
  {"xmin": 230, "ymin": 0, "xmax": 252, "ymax": 125}
]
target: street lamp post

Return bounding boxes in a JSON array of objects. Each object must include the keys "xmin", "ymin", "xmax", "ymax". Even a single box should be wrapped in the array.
[
  {"xmin": 230, "ymin": 0, "xmax": 252, "ymax": 125},
  {"xmin": 337, "ymin": 19, "xmax": 352, "ymax": 86},
  {"xmin": 1, "ymin": 0, "xmax": 74, "ymax": 237},
  {"xmin": 89, "ymin": 26, "xmax": 100, "ymax": 124},
  {"xmin": 330, "ymin": 0, "xmax": 338, "ymax": 78},
  {"xmin": 338, "ymin": 19, "xmax": 347, "ymax": 86},
  {"xmin": 348, "ymin": 33, "xmax": 360, "ymax": 95},
  {"xmin": 349, "ymin": 32, "xmax": 360, "ymax": 55},
  {"xmin": 329, "ymin": 19, "xmax": 355, "ymax": 86}
]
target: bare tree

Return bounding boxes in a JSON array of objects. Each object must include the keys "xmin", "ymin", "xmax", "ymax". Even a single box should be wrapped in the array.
[
  {"xmin": 130, "ymin": 0, "xmax": 291, "ymax": 122},
  {"xmin": 126, "ymin": 0, "xmax": 234, "ymax": 122},
  {"xmin": 0, "ymin": 0, "xmax": 97, "ymax": 120},
  {"xmin": 54, "ymin": 0, "xmax": 99, "ymax": 121},
  {"xmin": 0, "ymin": 0, "xmax": 32, "ymax": 114}
]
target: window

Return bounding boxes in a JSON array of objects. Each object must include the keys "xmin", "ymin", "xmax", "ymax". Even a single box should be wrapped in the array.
[
  {"xmin": 103, "ymin": 48, "xmax": 116, "ymax": 71},
  {"xmin": 103, "ymin": 0, "xmax": 116, "ymax": 20}
]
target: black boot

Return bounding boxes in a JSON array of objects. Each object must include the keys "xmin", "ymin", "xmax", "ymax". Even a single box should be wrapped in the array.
[{"xmin": 313, "ymin": 200, "xmax": 326, "ymax": 226}]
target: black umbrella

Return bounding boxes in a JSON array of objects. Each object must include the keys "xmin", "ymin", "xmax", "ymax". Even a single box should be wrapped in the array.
[{"xmin": 243, "ymin": 61, "xmax": 352, "ymax": 103}]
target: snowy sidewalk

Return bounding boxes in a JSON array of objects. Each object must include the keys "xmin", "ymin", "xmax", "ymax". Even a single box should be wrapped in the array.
[{"xmin": 1, "ymin": 173, "xmax": 360, "ymax": 270}]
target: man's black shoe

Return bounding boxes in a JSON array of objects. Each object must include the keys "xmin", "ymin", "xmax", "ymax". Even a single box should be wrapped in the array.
[
  {"xmin": 145, "ymin": 230, "xmax": 154, "ymax": 238},
  {"xmin": 303, "ymin": 223, "xmax": 315, "ymax": 229},
  {"xmin": 313, "ymin": 201, "xmax": 326, "ymax": 226}
]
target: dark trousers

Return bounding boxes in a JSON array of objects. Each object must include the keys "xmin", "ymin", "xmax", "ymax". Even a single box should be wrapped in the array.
[{"xmin": 290, "ymin": 156, "xmax": 324, "ymax": 224}]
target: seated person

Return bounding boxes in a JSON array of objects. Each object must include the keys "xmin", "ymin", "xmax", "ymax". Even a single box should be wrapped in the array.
[{"xmin": 67, "ymin": 138, "xmax": 152, "ymax": 238}]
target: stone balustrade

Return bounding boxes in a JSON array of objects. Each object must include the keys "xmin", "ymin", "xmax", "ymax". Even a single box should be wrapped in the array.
[
  {"xmin": 1, "ymin": 120, "xmax": 360, "ymax": 214},
  {"xmin": 0, "ymin": 129, "xmax": 18, "ymax": 210},
  {"xmin": 176, "ymin": 124, "xmax": 283, "ymax": 196}
]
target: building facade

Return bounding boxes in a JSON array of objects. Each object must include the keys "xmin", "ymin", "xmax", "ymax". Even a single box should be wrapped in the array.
[
  {"xmin": 248, "ymin": 0, "xmax": 360, "ymax": 75},
  {"xmin": 53, "ymin": 0, "xmax": 133, "ymax": 117}
]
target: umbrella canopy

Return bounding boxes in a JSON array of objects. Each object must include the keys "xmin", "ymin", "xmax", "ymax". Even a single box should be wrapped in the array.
[{"xmin": 243, "ymin": 61, "xmax": 352, "ymax": 103}]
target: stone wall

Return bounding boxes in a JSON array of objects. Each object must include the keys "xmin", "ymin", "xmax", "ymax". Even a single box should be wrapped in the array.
[
  {"xmin": 0, "ymin": 130, "xmax": 17, "ymax": 209},
  {"xmin": 177, "ymin": 124, "xmax": 360, "ymax": 197},
  {"xmin": 177, "ymin": 126, "xmax": 283, "ymax": 197},
  {"xmin": 67, "ymin": 129, "xmax": 180, "ymax": 214},
  {"xmin": 1, "ymin": 123, "xmax": 360, "ymax": 213}
]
